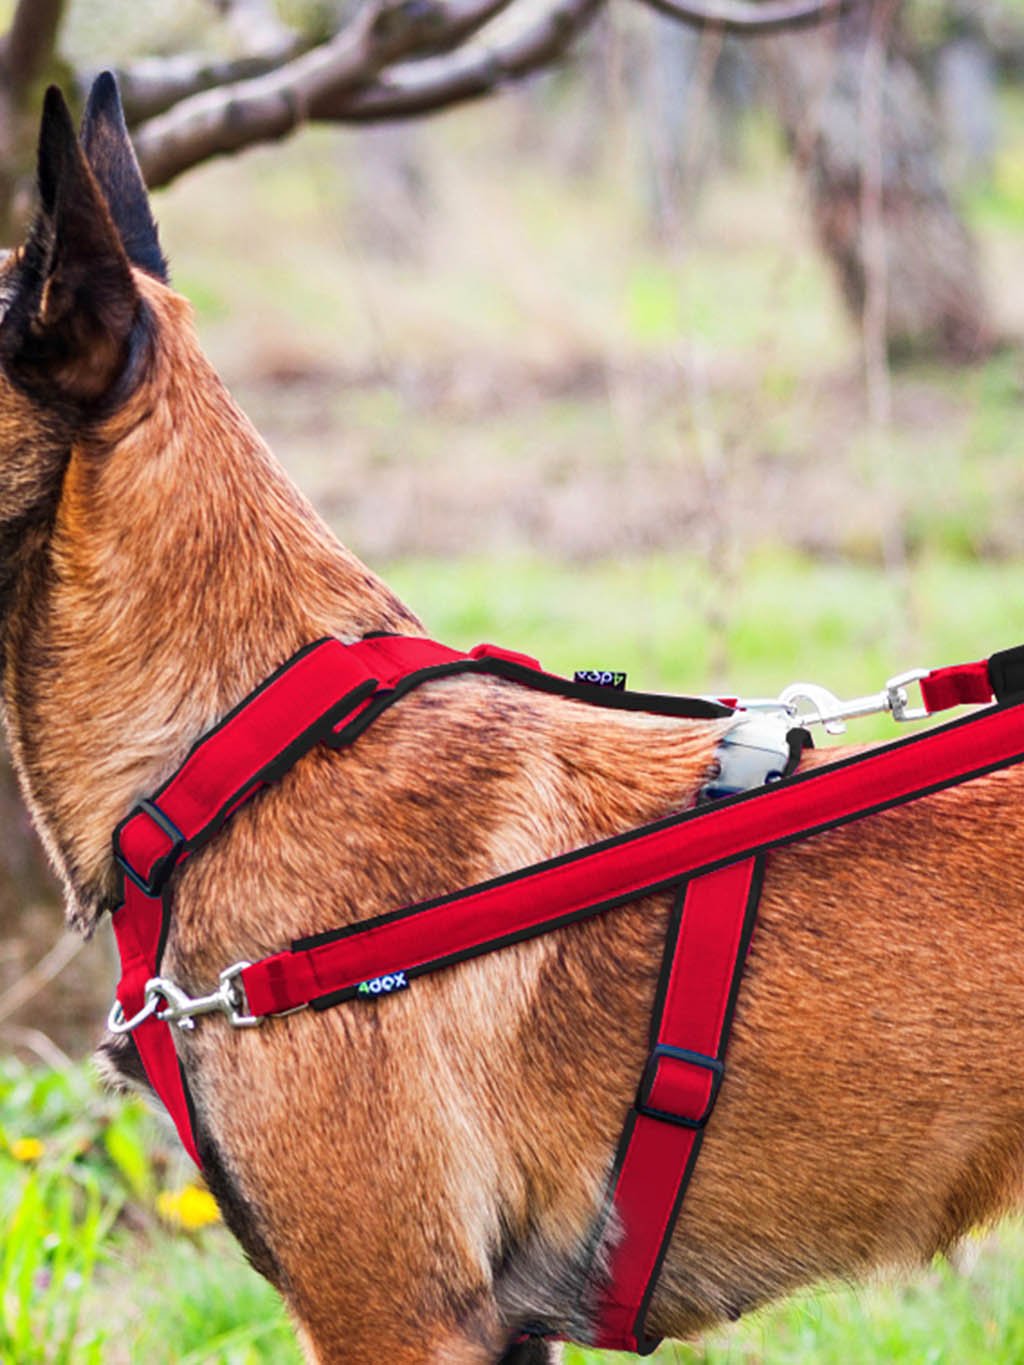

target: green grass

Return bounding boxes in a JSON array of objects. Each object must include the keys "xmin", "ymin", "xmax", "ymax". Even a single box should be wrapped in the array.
[
  {"xmin": 384, "ymin": 549, "xmax": 1024, "ymax": 740},
  {"xmin": 0, "ymin": 1057, "xmax": 299, "ymax": 1365},
  {"xmin": 7, "ymin": 1054, "xmax": 1024, "ymax": 1362}
]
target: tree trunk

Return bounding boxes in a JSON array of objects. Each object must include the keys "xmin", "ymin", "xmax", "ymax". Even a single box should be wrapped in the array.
[{"xmin": 761, "ymin": 3, "xmax": 992, "ymax": 363}]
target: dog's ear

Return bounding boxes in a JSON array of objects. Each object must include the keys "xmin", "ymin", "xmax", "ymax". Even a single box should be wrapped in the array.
[
  {"xmin": 81, "ymin": 71, "xmax": 168, "ymax": 283},
  {"xmin": 0, "ymin": 86, "xmax": 141, "ymax": 405}
]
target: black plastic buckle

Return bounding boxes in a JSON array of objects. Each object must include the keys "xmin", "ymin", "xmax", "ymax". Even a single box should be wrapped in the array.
[
  {"xmin": 636, "ymin": 1044, "xmax": 724, "ymax": 1129},
  {"xmin": 114, "ymin": 799, "xmax": 186, "ymax": 897}
]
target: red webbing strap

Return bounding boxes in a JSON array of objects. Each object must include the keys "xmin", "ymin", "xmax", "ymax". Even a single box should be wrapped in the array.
[
  {"xmin": 593, "ymin": 858, "xmax": 760, "ymax": 1353},
  {"xmin": 112, "ymin": 882, "xmax": 201, "ymax": 1167},
  {"xmin": 920, "ymin": 661, "xmax": 992, "ymax": 714},
  {"xmin": 110, "ymin": 635, "xmax": 535, "ymax": 1171},
  {"xmin": 114, "ymin": 636, "xmax": 470, "ymax": 893},
  {"xmin": 241, "ymin": 697, "xmax": 1024, "ymax": 1019}
]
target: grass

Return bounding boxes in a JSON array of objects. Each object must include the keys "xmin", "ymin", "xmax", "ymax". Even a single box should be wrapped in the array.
[
  {"xmin": 8, "ymin": 1048, "xmax": 1024, "ymax": 1363},
  {"xmin": 383, "ymin": 549, "xmax": 1024, "ymax": 738}
]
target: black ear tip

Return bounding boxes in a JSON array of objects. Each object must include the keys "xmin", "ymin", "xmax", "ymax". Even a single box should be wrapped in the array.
[
  {"xmin": 42, "ymin": 84, "xmax": 74, "ymax": 130},
  {"xmin": 85, "ymin": 71, "xmax": 123, "ymax": 122},
  {"xmin": 38, "ymin": 85, "xmax": 79, "ymax": 211}
]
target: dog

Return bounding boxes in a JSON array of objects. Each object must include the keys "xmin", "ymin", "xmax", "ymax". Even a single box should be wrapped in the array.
[{"xmin": 2, "ymin": 76, "xmax": 1024, "ymax": 1364}]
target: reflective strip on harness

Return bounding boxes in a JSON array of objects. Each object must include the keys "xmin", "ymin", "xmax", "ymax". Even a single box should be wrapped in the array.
[{"xmin": 108, "ymin": 634, "xmax": 1024, "ymax": 1357}]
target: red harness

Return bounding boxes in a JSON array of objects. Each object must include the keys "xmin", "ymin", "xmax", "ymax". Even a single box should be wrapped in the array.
[{"xmin": 109, "ymin": 634, "xmax": 1024, "ymax": 1355}]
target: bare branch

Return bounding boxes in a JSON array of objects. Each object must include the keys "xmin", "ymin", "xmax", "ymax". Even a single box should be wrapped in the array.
[
  {"xmin": 0, "ymin": 927, "xmax": 82, "ymax": 1027},
  {"xmin": 0, "ymin": 1024, "xmax": 73, "ymax": 1070},
  {"xmin": 134, "ymin": 0, "xmax": 518, "ymax": 188},
  {"xmin": 635, "ymin": 0, "xmax": 859, "ymax": 36},
  {"xmin": 131, "ymin": 0, "xmax": 865, "ymax": 189},
  {"xmin": 95, "ymin": 40, "xmax": 308, "ymax": 126},
  {"xmin": 3, "ymin": 0, "xmax": 67, "ymax": 101},
  {"xmin": 335, "ymin": 0, "xmax": 603, "ymax": 122}
]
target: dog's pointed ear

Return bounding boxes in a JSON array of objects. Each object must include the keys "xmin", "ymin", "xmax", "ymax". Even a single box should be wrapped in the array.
[
  {"xmin": 0, "ymin": 85, "xmax": 141, "ymax": 405},
  {"xmin": 81, "ymin": 71, "xmax": 168, "ymax": 283}
]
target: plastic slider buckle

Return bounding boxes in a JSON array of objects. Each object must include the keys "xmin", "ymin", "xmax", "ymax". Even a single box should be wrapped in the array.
[
  {"xmin": 636, "ymin": 1044, "xmax": 724, "ymax": 1130},
  {"xmin": 114, "ymin": 799, "xmax": 186, "ymax": 897}
]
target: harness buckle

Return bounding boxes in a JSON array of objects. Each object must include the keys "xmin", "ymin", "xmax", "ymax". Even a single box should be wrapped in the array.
[
  {"xmin": 884, "ymin": 668, "xmax": 930, "ymax": 723},
  {"xmin": 635, "ymin": 1045, "xmax": 724, "ymax": 1129},
  {"xmin": 114, "ymin": 799, "xmax": 186, "ymax": 897},
  {"xmin": 778, "ymin": 668, "xmax": 932, "ymax": 734},
  {"xmin": 106, "ymin": 961, "xmax": 262, "ymax": 1036}
]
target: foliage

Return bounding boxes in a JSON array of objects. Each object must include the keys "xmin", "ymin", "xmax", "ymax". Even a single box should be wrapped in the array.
[
  {"xmin": 0, "ymin": 1058, "xmax": 298, "ymax": 1363},
  {"xmin": 6, "ymin": 1058, "xmax": 1024, "ymax": 1361},
  {"xmin": 0, "ymin": 1061, "xmax": 126, "ymax": 1361}
]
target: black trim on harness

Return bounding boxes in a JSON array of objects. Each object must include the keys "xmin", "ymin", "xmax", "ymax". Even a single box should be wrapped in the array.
[
  {"xmin": 630, "ymin": 854, "xmax": 764, "ymax": 1355},
  {"xmin": 112, "ymin": 641, "xmax": 732, "ymax": 899},
  {"xmin": 112, "ymin": 675, "xmax": 381, "ymax": 896},
  {"xmin": 306, "ymin": 731, "xmax": 1024, "ymax": 1025},
  {"xmin": 327, "ymin": 657, "xmax": 733, "ymax": 755},
  {"xmin": 293, "ymin": 699, "xmax": 1023, "ymax": 960},
  {"xmin": 783, "ymin": 726, "xmax": 813, "ymax": 774}
]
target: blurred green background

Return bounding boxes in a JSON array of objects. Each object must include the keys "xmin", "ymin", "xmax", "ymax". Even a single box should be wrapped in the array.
[{"xmin": 2, "ymin": 0, "xmax": 1024, "ymax": 1360}]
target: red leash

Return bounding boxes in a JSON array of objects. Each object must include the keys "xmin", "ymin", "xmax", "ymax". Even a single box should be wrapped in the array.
[{"xmin": 108, "ymin": 635, "xmax": 1024, "ymax": 1353}]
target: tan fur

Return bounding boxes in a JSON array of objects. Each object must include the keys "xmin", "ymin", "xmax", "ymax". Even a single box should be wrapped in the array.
[{"xmin": 4, "ymin": 86, "xmax": 1024, "ymax": 1364}]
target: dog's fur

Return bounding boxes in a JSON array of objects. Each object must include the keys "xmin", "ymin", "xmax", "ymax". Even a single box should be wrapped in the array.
[{"xmin": 2, "ymin": 78, "xmax": 1024, "ymax": 1364}]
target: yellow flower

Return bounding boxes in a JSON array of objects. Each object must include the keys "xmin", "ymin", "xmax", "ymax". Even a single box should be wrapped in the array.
[
  {"xmin": 156, "ymin": 1183, "xmax": 220, "ymax": 1230},
  {"xmin": 9, "ymin": 1137, "xmax": 45, "ymax": 1163}
]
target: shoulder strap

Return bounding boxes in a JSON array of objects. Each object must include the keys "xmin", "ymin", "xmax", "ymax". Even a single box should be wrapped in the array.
[{"xmin": 114, "ymin": 636, "xmax": 732, "ymax": 897}]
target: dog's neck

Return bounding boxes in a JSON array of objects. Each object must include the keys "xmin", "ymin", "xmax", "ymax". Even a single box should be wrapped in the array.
[{"xmin": 3, "ymin": 277, "xmax": 420, "ymax": 930}]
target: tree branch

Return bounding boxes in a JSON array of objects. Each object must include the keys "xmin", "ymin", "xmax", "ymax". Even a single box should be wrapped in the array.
[
  {"xmin": 635, "ymin": 0, "xmax": 859, "ymax": 36},
  {"xmin": 132, "ymin": 0, "xmax": 865, "ymax": 188},
  {"xmin": 95, "ymin": 40, "xmax": 309, "ymax": 127},
  {"xmin": 3, "ymin": 0, "xmax": 67, "ymax": 102},
  {"xmin": 334, "ymin": 0, "xmax": 604, "ymax": 121},
  {"xmin": 134, "ymin": 0, "xmax": 518, "ymax": 188}
]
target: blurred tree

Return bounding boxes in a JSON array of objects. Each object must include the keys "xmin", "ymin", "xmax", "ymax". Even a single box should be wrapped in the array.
[
  {"xmin": 932, "ymin": 0, "xmax": 999, "ymax": 181},
  {"xmin": 762, "ymin": 1, "xmax": 991, "ymax": 362},
  {"xmin": 0, "ymin": 0, "xmax": 985, "ymax": 359},
  {"xmin": 0, "ymin": 0, "xmax": 864, "ymax": 235}
]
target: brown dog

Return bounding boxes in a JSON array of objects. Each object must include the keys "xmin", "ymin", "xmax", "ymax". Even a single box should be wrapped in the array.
[{"xmin": 2, "ymin": 78, "xmax": 1023, "ymax": 1364}]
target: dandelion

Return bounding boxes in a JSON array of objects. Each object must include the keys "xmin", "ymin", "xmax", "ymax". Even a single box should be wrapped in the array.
[
  {"xmin": 156, "ymin": 1183, "xmax": 220, "ymax": 1230},
  {"xmin": 9, "ymin": 1137, "xmax": 45, "ymax": 1163}
]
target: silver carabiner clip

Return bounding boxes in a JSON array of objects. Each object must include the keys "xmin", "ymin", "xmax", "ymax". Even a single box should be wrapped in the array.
[
  {"xmin": 106, "ymin": 962, "xmax": 262, "ymax": 1035},
  {"xmin": 107, "ymin": 992, "xmax": 160, "ymax": 1035},
  {"xmin": 884, "ymin": 668, "xmax": 931, "ymax": 723}
]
